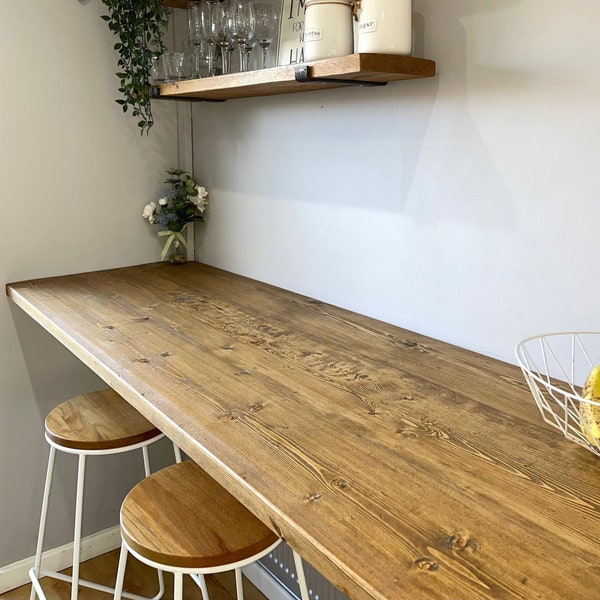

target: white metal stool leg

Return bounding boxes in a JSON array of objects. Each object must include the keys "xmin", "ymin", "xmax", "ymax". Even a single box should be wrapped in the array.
[
  {"xmin": 29, "ymin": 446, "xmax": 56, "ymax": 600},
  {"xmin": 293, "ymin": 550, "xmax": 310, "ymax": 600},
  {"xmin": 190, "ymin": 573, "xmax": 210, "ymax": 600},
  {"xmin": 173, "ymin": 573, "xmax": 184, "ymax": 600},
  {"xmin": 140, "ymin": 446, "xmax": 166, "ymax": 597},
  {"xmin": 30, "ymin": 437, "xmax": 168, "ymax": 600},
  {"xmin": 142, "ymin": 446, "xmax": 151, "ymax": 477},
  {"xmin": 70, "ymin": 454, "xmax": 87, "ymax": 600},
  {"xmin": 113, "ymin": 541, "xmax": 129, "ymax": 600},
  {"xmin": 234, "ymin": 568, "xmax": 244, "ymax": 600},
  {"xmin": 173, "ymin": 444, "xmax": 182, "ymax": 464}
]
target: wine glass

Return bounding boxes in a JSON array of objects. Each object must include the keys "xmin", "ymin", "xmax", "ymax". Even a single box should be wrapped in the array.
[
  {"xmin": 254, "ymin": 3, "xmax": 278, "ymax": 69},
  {"xmin": 187, "ymin": 1, "xmax": 204, "ymax": 47},
  {"xmin": 232, "ymin": 0, "xmax": 256, "ymax": 72},
  {"xmin": 200, "ymin": 0, "xmax": 220, "ymax": 75},
  {"xmin": 188, "ymin": 0, "xmax": 214, "ymax": 77},
  {"xmin": 187, "ymin": 1, "xmax": 203, "ymax": 78},
  {"xmin": 212, "ymin": 1, "xmax": 238, "ymax": 75}
]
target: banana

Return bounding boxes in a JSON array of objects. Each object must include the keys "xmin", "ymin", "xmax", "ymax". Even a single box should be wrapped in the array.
[{"xmin": 579, "ymin": 364, "xmax": 600, "ymax": 446}]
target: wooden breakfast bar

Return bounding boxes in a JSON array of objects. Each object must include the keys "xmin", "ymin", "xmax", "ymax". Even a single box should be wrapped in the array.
[{"xmin": 7, "ymin": 262, "xmax": 600, "ymax": 600}]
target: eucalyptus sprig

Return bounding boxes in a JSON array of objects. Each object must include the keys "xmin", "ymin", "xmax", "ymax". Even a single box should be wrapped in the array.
[{"xmin": 100, "ymin": 0, "xmax": 171, "ymax": 135}]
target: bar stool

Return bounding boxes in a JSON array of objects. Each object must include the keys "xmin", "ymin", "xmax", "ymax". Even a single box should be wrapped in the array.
[
  {"xmin": 30, "ymin": 388, "xmax": 181, "ymax": 600},
  {"xmin": 114, "ymin": 460, "xmax": 310, "ymax": 600}
]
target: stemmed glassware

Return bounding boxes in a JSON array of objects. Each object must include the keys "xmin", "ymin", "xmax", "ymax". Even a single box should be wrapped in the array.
[
  {"xmin": 232, "ymin": 0, "xmax": 256, "ymax": 73},
  {"xmin": 212, "ymin": 1, "xmax": 238, "ymax": 75},
  {"xmin": 203, "ymin": 0, "xmax": 221, "ymax": 75},
  {"xmin": 187, "ymin": 0, "xmax": 219, "ymax": 76},
  {"xmin": 187, "ymin": 0, "xmax": 270, "ymax": 75},
  {"xmin": 187, "ymin": 1, "xmax": 204, "ymax": 48},
  {"xmin": 254, "ymin": 3, "xmax": 278, "ymax": 69},
  {"xmin": 187, "ymin": 0, "xmax": 205, "ymax": 77}
]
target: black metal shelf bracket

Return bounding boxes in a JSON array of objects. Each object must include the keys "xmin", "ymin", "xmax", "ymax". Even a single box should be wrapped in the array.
[
  {"xmin": 151, "ymin": 87, "xmax": 226, "ymax": 103},
  {"xmin": 294, "ymin": 66, "xmax": 387, "ymax": 88}
]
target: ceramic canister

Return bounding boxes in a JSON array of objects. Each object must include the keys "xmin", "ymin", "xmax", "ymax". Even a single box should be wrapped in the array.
[
  {"xmin": 304, "ymin": 0, "xmax": 355, "ymax": 61},
  {"xmin": 356, "ymin": 0, "xmax": 412, "ymax": 55}
]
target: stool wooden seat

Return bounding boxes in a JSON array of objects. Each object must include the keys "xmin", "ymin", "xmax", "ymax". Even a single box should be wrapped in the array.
[
  {"xmin": 45, "ymin": 388, "xmax": 162, "ymax": 451},
  {"xmin": 30, "ymin": 388, "xmax": 180, "ymax": 600},
  {"xmin": 114, "ymin": 461, "xmax": 310, "ymax": 600}
]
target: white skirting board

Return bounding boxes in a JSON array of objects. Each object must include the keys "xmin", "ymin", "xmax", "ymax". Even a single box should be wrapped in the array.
[
  {"xmin": 0, "ymin": 527, "xmax": 294, "ymax": 600},
  {"xmin": 0, "ymin": 526, "xmax": 122, "ymax": 595}
]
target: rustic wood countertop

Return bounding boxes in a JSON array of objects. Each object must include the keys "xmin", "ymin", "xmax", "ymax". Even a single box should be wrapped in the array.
[{"xmin": 7, "ymin": 262, "xmax": 600, "ymax": 600}]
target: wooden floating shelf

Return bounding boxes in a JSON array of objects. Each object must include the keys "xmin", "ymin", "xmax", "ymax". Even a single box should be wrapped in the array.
[{"xmin": 152, "ymin": 53, "xmax": 436, "ymax": 102}]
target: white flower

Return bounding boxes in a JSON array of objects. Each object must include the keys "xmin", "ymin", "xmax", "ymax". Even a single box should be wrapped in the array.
[
  {"xmin": 142, "ymin": 202, "xmax": 156, "ymax": 219},
  {"xmin": 158, "ymin": 197, "xmax": 168, "ymax": 206},
  {"xmin": 192, "ymin": 186, "xmax": 208, "ymax": 213},
  {"xmin": 192, "ymin": 195, "xmax": 209, "ymax": 213}
]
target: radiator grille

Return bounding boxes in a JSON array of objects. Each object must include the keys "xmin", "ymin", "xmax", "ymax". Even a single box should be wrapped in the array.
[{"xmin": 259, "ymin": 542, "xmax": 349, "ymax": 600}]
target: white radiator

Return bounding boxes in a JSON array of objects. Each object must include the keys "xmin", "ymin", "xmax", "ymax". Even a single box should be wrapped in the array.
[{"xmin": 259, "ymin": 542, "xmax": 349, "ymax": 600}]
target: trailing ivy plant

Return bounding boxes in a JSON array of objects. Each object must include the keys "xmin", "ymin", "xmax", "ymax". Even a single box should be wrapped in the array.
[{"xmin": 100, "ymin": 0, "xmax": 171, "ymax": 135}]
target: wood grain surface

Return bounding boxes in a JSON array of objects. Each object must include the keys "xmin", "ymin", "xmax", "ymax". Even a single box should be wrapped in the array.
[
  {"xmin": 155, "ymin": 54, "xmax": 436, "ymax": 101},
  {"xmin": 121, "ymin": 460, "xmax": 280, "ymax": 568},
  {"xmin": 7, "ymin": 262, "xmax": 600, "ymax": 600},
  {"xmin": 45, "ymin": 388, "xmax": 161, "ymax": 450}
]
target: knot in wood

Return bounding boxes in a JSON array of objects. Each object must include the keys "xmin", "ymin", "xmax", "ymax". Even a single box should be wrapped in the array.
[
  {"xmin": 447, "ymin": 533, "xmax": 475, "ymax": 552},
  {"xmin": 220, "ymin": 411, "xmax": 240, "ymax": 422},
  {"xmin": 331, "ymin": 477, "xmax": 349, "ymax": 490},
  {"xmin": 396, "ymin": 425, "xmax": 417, "ymax": 439},
  {"xmin": 397, "ymin": 395, "xmax": 414, "ymax": 402},
  {"xmin": 414, "ymin": 557, "xmax": 439, "ymax": 572},
  {"xmin": 248, "ymin": 402, "xmax": 264, "ymax": 412}
]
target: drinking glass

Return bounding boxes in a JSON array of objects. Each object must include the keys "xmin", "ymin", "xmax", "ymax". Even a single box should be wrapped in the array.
[
  {"xmin": 189, "ymin": 0, "xmax": 219, "ymax": 77},
  {"xmin": 164, "ymin": 52, "xmax": 184, "ymax": 82},
  {"xmin": 187, "ymin": 0, "xmax": 205, "ymax": 48},
  {"xmin": 149, "ymin": 55, "xmax": 166, "ymax": 84},
  {"xmin": 232, "ymin": 0, "xmax": 256, "ymax": 72},
  {"xmin": 254, "ymin": 3, "xmax": 278, "ymax": 69},
  {"xmin": 212, "ymin": 1, "xmax": 238, "ymax": 75}
]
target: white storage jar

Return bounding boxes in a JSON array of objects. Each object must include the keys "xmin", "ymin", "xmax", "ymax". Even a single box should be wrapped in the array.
[
  {"xmin": 356, "ymin": 0, "xmax": 412, "ymax": 56},
  {"xmin": 303, "ymin": 0, "xmax": 354, "ymax": 62}
]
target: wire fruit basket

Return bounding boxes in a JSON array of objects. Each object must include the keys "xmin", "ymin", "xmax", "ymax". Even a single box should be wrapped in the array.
[{"xmin": 515, "ymin": 331, "xmax": 600, "ymax": 458}]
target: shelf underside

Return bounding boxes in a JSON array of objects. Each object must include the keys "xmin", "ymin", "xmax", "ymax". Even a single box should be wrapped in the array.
[{"xmin": 153, "ymin": 54, "xmax": 436, "ymax": 102}]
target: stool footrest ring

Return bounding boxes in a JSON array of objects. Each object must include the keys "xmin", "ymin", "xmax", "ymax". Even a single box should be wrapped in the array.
[{"xmin": 30, "ymin": 567, "xmax": 164, "ymax": 600}]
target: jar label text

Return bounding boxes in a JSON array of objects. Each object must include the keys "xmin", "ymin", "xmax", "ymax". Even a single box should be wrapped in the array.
[{"xmin": 358, "ymin": 18, "xmax": 378, "ymax": 34}]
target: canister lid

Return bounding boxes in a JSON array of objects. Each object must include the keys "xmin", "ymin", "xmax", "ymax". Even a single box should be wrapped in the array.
[{"xmin": 305, "ymin": 0, "xmax": 354, "ymax": 7}]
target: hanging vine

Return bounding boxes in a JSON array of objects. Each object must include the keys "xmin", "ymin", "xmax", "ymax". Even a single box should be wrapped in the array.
[{"xmin": 100, "ymin": 0, "xmax": 171, "ymax": 135}]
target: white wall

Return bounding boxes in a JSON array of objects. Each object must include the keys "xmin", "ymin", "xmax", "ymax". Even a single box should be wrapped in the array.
[
  {"xmin": 2, "ymin": 0, "xmax": 599, "ymax": 580},
  {"xmin": 193, "ymin": 0, "xmax": 600, "ymax": 364},
  {"xmin": 0, "ymin": 0, "xmax": 179, "ymax": 568}
]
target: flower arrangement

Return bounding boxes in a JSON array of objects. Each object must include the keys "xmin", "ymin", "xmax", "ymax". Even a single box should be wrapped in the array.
[{"xmin": 142, "ymin": 168, "xmax": 208, "ymax": 262}]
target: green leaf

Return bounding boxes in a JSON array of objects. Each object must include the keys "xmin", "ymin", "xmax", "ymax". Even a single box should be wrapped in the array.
[{"xmin": 101, "ymin": 0, "xmax": 168, "ymax": 134}]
